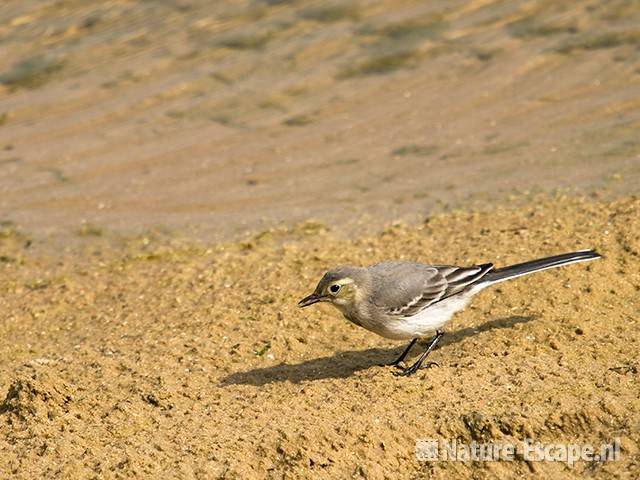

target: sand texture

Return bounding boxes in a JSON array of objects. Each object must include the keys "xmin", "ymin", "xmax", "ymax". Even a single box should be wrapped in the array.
[
  {"xmin": 1, "ymin": 195, "xmax": 639, "ymax": 478},
  {"xmin": 1, "ymin": 0, "xmax": 639, "ymax": 478}
]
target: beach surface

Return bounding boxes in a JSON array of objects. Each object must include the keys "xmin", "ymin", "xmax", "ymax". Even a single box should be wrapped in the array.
[{"xmin": 1, "ymin": 1, "xmax": 639, "ymax": 478}]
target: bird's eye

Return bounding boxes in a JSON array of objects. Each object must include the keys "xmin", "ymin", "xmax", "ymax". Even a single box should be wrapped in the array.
[{"xmin": 329, "ymin": 284, "xmax": 340, "ymax": 294}]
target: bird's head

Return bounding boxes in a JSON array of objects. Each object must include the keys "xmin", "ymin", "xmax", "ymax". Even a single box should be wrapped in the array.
[{"xmin": 298, "ymin": 266, "xmax": 367, "ymax": 311}]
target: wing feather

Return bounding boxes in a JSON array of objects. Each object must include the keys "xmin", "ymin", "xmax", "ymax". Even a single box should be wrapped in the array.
[{"xmin": 369, "ymin": 261, "xmax": 493, "ymax": 318}]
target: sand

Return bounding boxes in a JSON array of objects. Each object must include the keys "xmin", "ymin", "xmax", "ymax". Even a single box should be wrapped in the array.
[
  {"xmin": 1, "ymin": 0, "xmax": 639, "ymax": 238},
  {"xmin": 1, "ymin": 0, "xmax": 640, "ymax": 478},
  {"xmin": 1, "ymin": 194, "xmax": 639, "ymax": 478}
]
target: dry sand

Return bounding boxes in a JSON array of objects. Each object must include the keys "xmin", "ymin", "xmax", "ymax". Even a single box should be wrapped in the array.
[
  {"xmin": 1, "ymin": 194, "xmax": 639, "ymax": 478},
  {"xmin": 1, "ymin": 0, "xmax": 640, "ymax": 478}
]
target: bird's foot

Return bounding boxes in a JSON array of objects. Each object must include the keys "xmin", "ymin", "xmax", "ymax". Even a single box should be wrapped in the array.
[
  {"xmin": 421, "ymin": 361, "xmax": 439, "ymax": 369},
  {"xmin": 393, "ymin": 363, "xmax": 420, "ymax": 377},
  {"xmin": 392, "ymin": 361, "xmax": 438, "ymax": 377}
]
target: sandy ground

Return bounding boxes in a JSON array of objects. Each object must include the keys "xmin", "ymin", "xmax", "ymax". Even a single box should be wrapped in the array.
[
  {"xmin": 1, "ymin": 0, "xmax": 640, "ymax": 479},
  {"xmin": 1, "ymin": 194, "xmax": 639, "ymax": 478}
]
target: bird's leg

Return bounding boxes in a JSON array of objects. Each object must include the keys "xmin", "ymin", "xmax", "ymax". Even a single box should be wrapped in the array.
[
  {"xmin": 380, "ymin": 338, "xmax": 417, "ymax": 368},
  {"xmin": 393, "ymin": 331, "xmax": 443, "ymax": 377}
]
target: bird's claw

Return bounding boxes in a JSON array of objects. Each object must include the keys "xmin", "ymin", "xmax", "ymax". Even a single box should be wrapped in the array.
[
  {"xmin": 421, "ymin": 361, "xmax": 439, "ymax": 369},
  {"xmin": 393, "ymin": 365, "xmax": 420, "ymax": 377},
  {"xmin": 392, "ymin": 361, "xmax": 439, "ymax": 377}
]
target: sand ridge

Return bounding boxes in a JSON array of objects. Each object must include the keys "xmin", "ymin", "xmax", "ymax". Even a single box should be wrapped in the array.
[{"xmin": 1, "ymin": 0, "xmax": 639, "ymax": 239}]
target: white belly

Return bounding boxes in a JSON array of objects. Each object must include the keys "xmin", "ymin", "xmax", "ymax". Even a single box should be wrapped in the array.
[{"xmin": 371, "ymin": 292, "xmax": 475, "ymax": 340}]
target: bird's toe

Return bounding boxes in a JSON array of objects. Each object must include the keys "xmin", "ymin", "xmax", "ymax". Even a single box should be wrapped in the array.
[{"xmin": 421, "ymin": 361, "xmax": 439, "ymax": 369}]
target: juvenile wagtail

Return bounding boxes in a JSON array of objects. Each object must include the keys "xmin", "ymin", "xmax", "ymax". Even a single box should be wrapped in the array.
[{"xmin": 298, "ymin": 250, "xmax": 600, "ymax": 376}]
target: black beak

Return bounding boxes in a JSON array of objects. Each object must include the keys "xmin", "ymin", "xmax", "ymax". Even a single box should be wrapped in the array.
[{"xmin": 298, "ymin": 293, "xmax": 322, "ymax": 308}]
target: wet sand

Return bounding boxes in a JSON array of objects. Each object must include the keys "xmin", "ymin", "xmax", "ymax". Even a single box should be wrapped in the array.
[{"xmin": 1, "ymin": 0, "xmax": 639, "ymax": 240}]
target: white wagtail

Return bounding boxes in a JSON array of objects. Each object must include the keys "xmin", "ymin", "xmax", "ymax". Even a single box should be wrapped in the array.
[{"xmin": 299, "ymin": 249, "xmax": 600, "ymax": 376}]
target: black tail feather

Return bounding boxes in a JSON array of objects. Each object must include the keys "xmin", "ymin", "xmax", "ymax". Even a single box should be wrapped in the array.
[{"xmin": 483, "ymin": 249, "xmax": 601, "ymax": 284}]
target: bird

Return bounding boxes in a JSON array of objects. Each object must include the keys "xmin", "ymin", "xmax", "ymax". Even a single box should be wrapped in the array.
[{"xmin": 298, "ymin": 249, "xmax": 601, "ymax": 376}]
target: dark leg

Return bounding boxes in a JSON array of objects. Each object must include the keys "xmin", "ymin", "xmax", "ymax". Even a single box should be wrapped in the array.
[
  {"xmin": 380, "ymin": 338, "xmax": 417, "ymax": 367},
  {"xmin": 393, "ymin": 331, "xmax": 444, "ymax": 377}
]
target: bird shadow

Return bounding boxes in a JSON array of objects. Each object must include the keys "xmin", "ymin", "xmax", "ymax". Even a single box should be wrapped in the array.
[{"xmin": 219, "ymin": 315, "xmax": 534, "ymax": 387}]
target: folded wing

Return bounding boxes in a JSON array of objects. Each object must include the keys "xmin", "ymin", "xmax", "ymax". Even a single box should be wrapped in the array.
[{"xmin": 369, "ymin": 261, "xmax": 493, "ymax": 318}]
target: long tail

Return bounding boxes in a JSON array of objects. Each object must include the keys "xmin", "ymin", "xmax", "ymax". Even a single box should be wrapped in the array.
[{"xmin": 483, "ymin": 249, "xmax": 601, "ymax": 285}]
